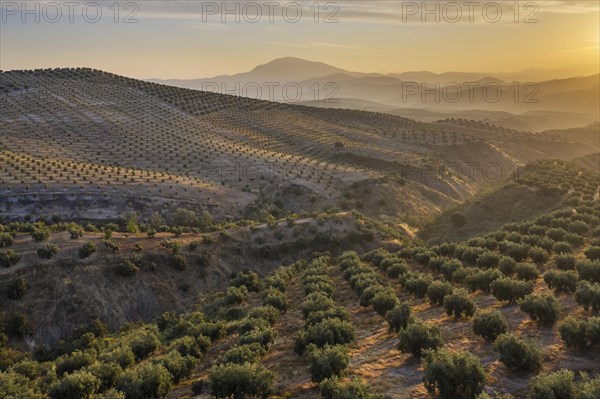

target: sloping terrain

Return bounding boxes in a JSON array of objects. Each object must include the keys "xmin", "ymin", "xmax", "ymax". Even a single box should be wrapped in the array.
[{"xmin": 1, "ymin": 68, "xmax": 596, "ymax": 225}]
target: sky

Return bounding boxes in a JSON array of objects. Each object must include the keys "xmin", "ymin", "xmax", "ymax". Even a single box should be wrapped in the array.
[{"xmin": 0, "ymin": 0, "xmax": 599, "ymax": 79}]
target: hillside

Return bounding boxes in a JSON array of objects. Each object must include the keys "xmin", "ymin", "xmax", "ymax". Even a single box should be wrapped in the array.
[
  {"xmin": 1, "ymin": 68, "xmax": 596, "ymax": 227},
  {"xmin": 1, "ymin": 162, "xmax": 599, "ymax": 398}
]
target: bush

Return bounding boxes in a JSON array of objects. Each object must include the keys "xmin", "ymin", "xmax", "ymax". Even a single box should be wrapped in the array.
[
  {"xmin": 552, "ymin": 241, "xmax": 573, "ymax": 254},
  {"xmin": 493, "ymin": 333, "xmax": 542, "ymax": 372},
  {"xmin": 427, "ymin": 281, "xmax": 454, "ymax": 306},
  {"xmin": 0, "ymin": 250, "xmax": 20, "ymax": 268},
  {"xmin": 465, "ymin": 269, "xmax": 503, "ymax": 294},
  {"xmin": 79, "ymin": 242, "xmax": 97, "ymax": 259},
  {"xmin": 56, "ymin": 350, "xmax": 95, "ymax": 377},
  {"xmin": 505, "ymin": 243, "xmax": 530, "ymax": 262},
  {"xmin": 575, "ymin": 281, "xmax": 600, "ymax": 312},
  {"xmin": 514, "ymin": 263, "xmax": 539, "ymax": 281},
  {"xmin": 31, "ymin": 228, "xmax": 50, "ymax": 242},
  {"xmin": 385, "ymin": 302, "xmax": 412, "ymax": 332},
  {"xmin": 472, "ymin": 310, "xmax": 508, "ymax": 341},
  {"xmin": 543, "ymin": 270, "xmax": 577, "ymax": 294},
  {"xmin": 528, "ymin": 369, "xmax": 576, "ymax": 399},
  {"xmin": 3, "ymin": 312, "xmax": 29, "ymax": 337},
  {"xmin": 152, "ymin": 350, "xmax": 197, "ymax": 383},
  {"xmin": 443, "ymin": 289, "xmax": 476, "ymax": 319},
  {"xmin": 422, "ymin": 349, "xmax": 485, "ymax": 399},
  {"xmin": 301, "ymin": 293, "xmax": 335, "ymax": 318},
  {"xmin": 230, "ymin": 270, "xmax": 261, "ymax": 292},
  {"xmin": 519, "ymin": 293, "xmax": 561, "ymax": 326},
  {"xmin": 129, "ymin": 330, "xmax": 160, "ymax": 360},
  {"xmin": 558, "ymin": 316, "xmax": 600, "ymax": 350},
  {"xmin": 69, "ymin": 226, "xmax": 84, "ymax": 239},
  {"xmin": 262, "ymin": 288, "xmax": 288, "ymax": 312},
  {"xmin": 117, "ymin": 363, "xmax": 173, "ymax": 399},
  {"xmin": 216, "ymin": 343, "xmax": 265, "ymax": 365},
  {"xmin": 224, "ymin": 285, "xmax": 248, "ymax": 305},
  {"xmin": 319, "ymin": 376, "xmax": 373, "ymax": 399},
  {"xmin": 171, "ymin": 254, "xmax": 187, "ymax": 271},
  {"xmin": 116, "ymin": 258, "xmax": 139, "ymax": 277},
  {"xmin": 37, "ymin": 243, "xmax": 59, "ymax": 259},
  {"xmin": 6, "ymin": 277, "xmax": 27, "ymax": 300},
  {"xmin": 87, "ymin": 362, "xmax": 122, "ymax": 391},
  {"xmin": 490, "ymin": 278, "xmax": 534, "ymax": 303},
  {"xmin": 528, "ymin": 247, "xmax": 549, "ymax": 265},
  {"xmin": 208, "ymin": 362, "xmax": 274, "ymax": 399},
  {"xmin": 476, "ymin": 252, "xmax": 500, "ymax": 269},
  {"xmin": 401, "ymin": 273, "xmax": 432, "ymax": 298},
  {"xmin": 48, "ymin": 370, "xmax": 100, "ymax": 399},
  {"xmin": 295, "ymin": 319, "xmax": 356, "ymax": 354},
  {"xmin": 498, "ymin": 257, "xmax": 516, "ymax": 276},
  {"xmin": 554, "ymin": 254, "xmax": 576, "ymax": 270},
  {"xmin": 397, "ymin": 321, "xmax": 444, "ymax": 358},
  {"xmin": 441, "ymin": 259, "xmax": 463, "ymax": 281},
  {"xmin": 0, "ymin": 233, "xmax": 13, "ymax": 247},
  {"xmin": 576, "ymin": 260, "xmax": 600, "ymax": 283},
  {"xmin": 585, "ymin": 246, "xmax": 600, "ymax": 261},
  {"xmin": 370, "ymin": 289, "xmax": 398, "ymax": 316},
  {"xmin": 306, "ymin": 344, "xmax": 349, "ymax": 382}
]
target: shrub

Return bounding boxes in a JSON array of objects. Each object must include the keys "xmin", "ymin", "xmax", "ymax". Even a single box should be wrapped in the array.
[
  {"xmin": 37, "ymin": 243, "xmax": 59, "ymax": 259},
  {"xmin": 401, "ymin": 273, "xmax": 432, "ymax": 298},
  {"xmin": 543, "ymin": 270, "xmax": 577, "ymax": 294},
  {"xmin": 427, "ymin": 281, "xmax": 454, "ymax": 306},
  {"xmin": 422, "ymin": 349, "xmax": 485, "ymax": 399},
  {"xmin": 262, "ymin": 288, "xmax": 288, "ymax": 312},
  {"xmin": 116, "ymin": 258, "xmax": 139, "ymax": 277},
  {"xmin": 528, "ymin": 369, "xmax": 575, "ymax": 399},
  {"xmin": 386, "ymin": 262, "xmax": 408, "ymax": 278},
  {"xmin": 296, "ymin": 319, "xmax": 356, "ymax": 354},
  {"xmin": 441, "ymin": 259, "xmax": 463, "ymax": 280},
  {"xmin": 397, "ymin": 321, "xmax": 444, "ymax": 358},
  {"xmin": 230, "ymin": 271, "xmax": 261, "ymax": 293},
  {"xmin": 129, "ymin": 330, "xmax": 160, "ymax": 360},
  {"xmin": 554, "ymin": 254, "xmax": 576, "ymax": 270},
  {"xmin": 69, "ymin": 226, "xmax": 84, "ymax": 239},
  {"xmin": 248, "ymin": 305, "xmax": 280, "ymax": 326},
  {"xmin": 152, "ymin": 350, "xmax": 197, "ymax": 383},
  {"xmin": 585, "ymin": 246, "xmax": 600, "ymax": 261},
  {"xmin": 514, "ymin": 263, "xmax": 539, "ymax": 281},
  {"xmin": 171, "ymin": 254, "xmax": 187, "ymax": 271},
  {"xmin": 576, "ymin": 260, "xmax": 600, "ymax": 283},
  {"xmin": 208, "ymin": 362, "xmax": 274, "ymax": 399},
  {"xmin": 519, "ymin": 293, "xmax": 561, "ymax": 326},
  {"xmin": 546, "ymin": 228, "xmax": 567, "ymax": 241},
  {"xmin": 472, "ymin": 310, "xmax": 508, "ymax": 341},
  {"xmin": 6, "ymin": 277, "xmax": 27, "ymax": 300},
  {"xmin": 224, "ymin": 286, "xmax": 249, "ymax": 305},
  {"xmin": 490, "ymin": 278, "xmax": 534, "ymax": 303},
  {"xmin": 56, "ymin": 350, "xmax": 95, "ymax": 377},
  {"xmin": 443, "ymin": 289, "xmax": 476, "ymax": 319},
  {"xmin": 79, "ymin": 242, "xmax": 97, "ymax": 259},
  {"xmin": 575, "ymin": 281, "xmax": 600, "ymax": 312},
  {"xmin": 493, "ymin": 333, "xmax": 542, "ymax": 372},
  {"xmin": 319, "ymin": 376, "xmax": 373, "ymax": 399},
  {"xmin": 552, "ymin": 241, "xmax": 573, "ymax": 254},
  {"xmin": 385, "ymin": 302, "xmax": 413, "ymax": 332},
  {"xmin": 0, "ymin": 233, "xmax": 13, "ymax": 247},
  {"xmin": 216, "ymin": 343, "xmax": 265, "ymax": 365},
  {"xmin": 558, "ymin": 317, "xmax": 588, "ymax": 351},
  {"xmin": 31, "ymin": 228, "xmax": 50, "ymax": 242},
  {"xmin": 498, "ymin": 257, "xmax": 516, "ymax": 276},
  {"xmin": 528, "ymin": 247, "xmax": 549, "ymax": 265},
  {"xmin": 505, "ymin": 243, "xmax": 530, "ymax": 262},
  {"xmin": 87, "ymin": 362, "xmax": 122, "ymax": 391},
  {"xmin": 117, "ymin": 363, "xmax": 173, "ymax": 399},
  {"xmin": 48, "ymin": 370, "xmax": 100, "ymax": 399},
  {"xmin": 306, "ymin": 344, "xmax": 350, "ymax": 382},
  {"xmin": 301, "ymin": 293, "xmax": 335, "ymax": 318},
  {"xmin": 0, "ymin": 250, "xmax": 20, "ymax": 268},
  {"xmin": 465, "ymin": 269, "xmax": 503, "ymax": 294},
  {"xmin": 476, "ymin": 252, "xmax": 500, "ymax": 269},
  {"xmin": 3, "ymin": 312, "xmax": 29, "ymax": 337},
  {"xmin": 370, "ymin": 289, "xmax": 398, "ymax": 316}
]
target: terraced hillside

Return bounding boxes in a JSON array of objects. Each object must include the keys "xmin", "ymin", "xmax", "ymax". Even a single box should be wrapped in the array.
[{"xmin": 1, "ymin": 68, "xmax": 596, "ymax": 224}]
